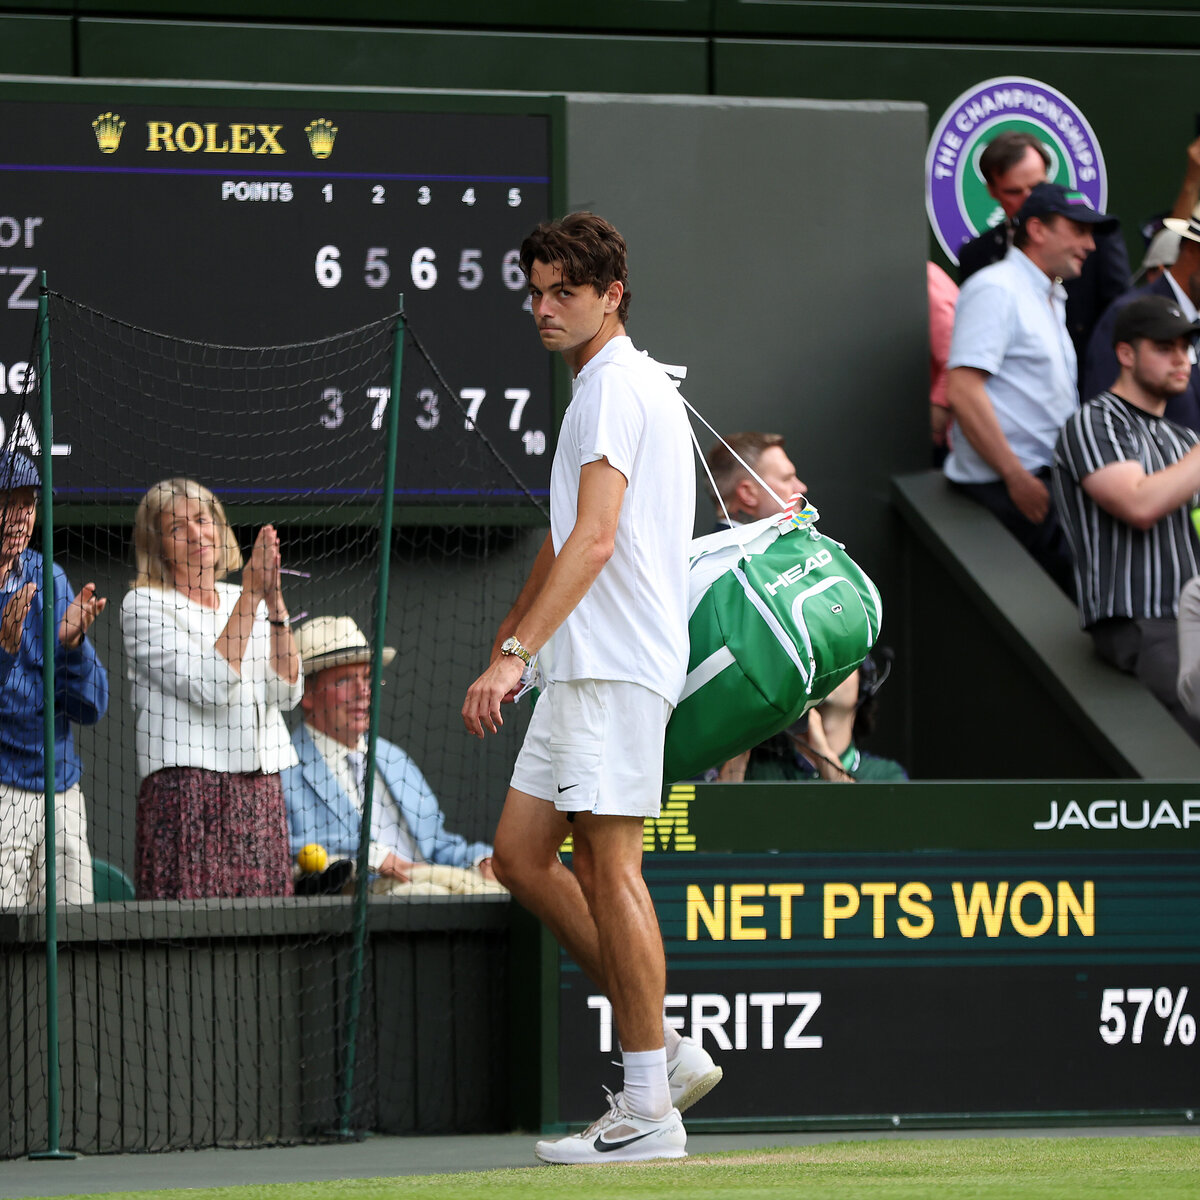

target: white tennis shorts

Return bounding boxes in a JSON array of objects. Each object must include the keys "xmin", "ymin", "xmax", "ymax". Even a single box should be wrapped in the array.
[{"xmin": 510, "ymin": 679, "xmax": 672, "ymax": 818}]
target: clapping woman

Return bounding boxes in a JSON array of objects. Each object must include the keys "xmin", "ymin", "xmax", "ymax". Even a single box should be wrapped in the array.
[{"xmin": 122, "ymin": 478, "xmax": 302, "ymax": 899}]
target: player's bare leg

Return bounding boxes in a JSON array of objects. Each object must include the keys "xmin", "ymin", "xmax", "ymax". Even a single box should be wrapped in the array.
[
  {"xmin": 532, "ymin": 809, "xmax": 688, "ymax": 1164},
  {"xmin": 491, "ymin": 787, "xmax": 605, "ymax": 984},
  {"xmin": 493, "ymin": 786, "xmax": 722, "ymax": 1120},
  {"xmin": 493, "ymin": 790, "xmax": 666, "ymax": 1040},
  {"xmin": 569, "ymin": 811, "xmax": 665, "ymax": 1050}
]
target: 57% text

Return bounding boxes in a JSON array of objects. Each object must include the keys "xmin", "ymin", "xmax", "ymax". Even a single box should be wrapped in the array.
[{"xmin": 1099, "ymin": 987, "xmax": 1195, "ymax": 1046}]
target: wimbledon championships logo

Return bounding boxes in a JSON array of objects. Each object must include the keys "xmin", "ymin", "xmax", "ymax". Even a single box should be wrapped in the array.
[{"xmin": 926, "ymin": 77, "xmax": 1107, "ymax": 265}]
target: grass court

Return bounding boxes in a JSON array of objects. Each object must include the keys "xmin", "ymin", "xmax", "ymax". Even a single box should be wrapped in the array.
[{"xmin": 33, "ymin": 1136, "xmax": 1199, "ymax": 1200}]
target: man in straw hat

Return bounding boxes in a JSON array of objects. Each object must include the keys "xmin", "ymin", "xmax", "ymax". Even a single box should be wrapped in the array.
[{"xmin": 281, "ymin": 615, "xmax": 500, "ymax": 896}]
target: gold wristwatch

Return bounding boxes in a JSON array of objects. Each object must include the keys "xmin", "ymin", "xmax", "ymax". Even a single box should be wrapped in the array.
[{"xmin": 500, "ymin": 636, "xmax": 533, "ymax": 666}]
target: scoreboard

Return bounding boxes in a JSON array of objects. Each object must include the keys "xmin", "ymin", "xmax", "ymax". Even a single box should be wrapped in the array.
[
  {"xmin": 0, "ymin": 81, "xmax": 560, "ymax": 506},
  {"xmin": 552, "ymin": 781, "xmax": 1200, "ymax": 1127}
]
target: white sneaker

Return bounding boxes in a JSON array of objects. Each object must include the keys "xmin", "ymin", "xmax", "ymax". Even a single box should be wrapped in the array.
[
  {"xmin": 535, "ymin": 1090, "xmax": 686, "ymax": 1164},
  {"xmin": 667, "ymin": 1036, "xmax": 723, "ymax": 1113}
]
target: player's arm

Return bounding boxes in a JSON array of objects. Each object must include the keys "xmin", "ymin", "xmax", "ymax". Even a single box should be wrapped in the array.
[
  {"xmin": 463, "ymin": 458, "xmax": 625, "ymax": 737},
  {"xmin": 1081, "ymin": 446, "xmax": 1200, "ymax": 531},
  {"xmin": 490, "ymin": 531, "xmax": 556, "ymax": 660},
  {"xmin": 947, "ymin": 365, "xmax": 1050, "ymax": 523},
  {"xmin": 515, "ymin": 457, "xmax": 625, "ymax": 651}
]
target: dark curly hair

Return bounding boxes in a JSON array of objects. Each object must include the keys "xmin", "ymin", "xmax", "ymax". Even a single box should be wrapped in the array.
[{"xmin": 519, "ymin": 211, "xmax": 631, "ymax": 323}]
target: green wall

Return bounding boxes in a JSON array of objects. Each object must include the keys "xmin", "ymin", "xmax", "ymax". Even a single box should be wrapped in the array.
[
  {"xmin": 73, "ymin": 20, "xmax": 710, "ymax": 94},
  {"xmin": 5, "ymin": 3, "xmax": 1197, "ymax": 273},
  {"xmin": 0, "ymin": 14, "xmax": 71, "ymax": 74},
  {"xmin": 714, "ymin": 39, "xmax": 1200, "ymax": 274}
]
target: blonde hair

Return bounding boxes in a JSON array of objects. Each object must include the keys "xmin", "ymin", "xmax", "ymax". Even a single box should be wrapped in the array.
[{"xmin": 133, "ymin": 477, "xmax": 243, "ymax": 588}]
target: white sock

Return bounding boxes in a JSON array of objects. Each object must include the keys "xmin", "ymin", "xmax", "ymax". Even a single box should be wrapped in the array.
[
  {"xmin": 663, "ymin": 1020, "xmax": 683, "ymax": 1059},
  {"xmin": 622, "ymin": 1047, "xmax": 671, "ymax": 1119},
  {"xmin": 621, "ymin": 1024, "xmax": 683, "ymax": 1057}
]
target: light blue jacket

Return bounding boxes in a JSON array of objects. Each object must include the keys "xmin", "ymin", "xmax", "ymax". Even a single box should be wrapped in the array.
[{"xmin": 281, "ymin": 723, "xmax": 491, "ymax": 869}]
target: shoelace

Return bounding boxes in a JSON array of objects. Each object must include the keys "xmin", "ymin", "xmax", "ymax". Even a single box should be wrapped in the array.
[{"xmin": 581, "ymin": 1086, "xmax": 625, "ymax": 1137}]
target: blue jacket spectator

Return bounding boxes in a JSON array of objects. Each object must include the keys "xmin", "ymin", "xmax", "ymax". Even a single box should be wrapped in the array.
[
  {"xmin": 283, "ymin": 723, "xmax": 493, "ymax": 872},
  {"xmin": 280, "ymin": 616, "xmax": 496, "ymax": 896},
  {"xmin": 0, "ymin": 451, "xmax": 108, "ymax": 907},
  {"xmin": 0, "ymin": 553, "xmax": 108, "ymax": 791}
]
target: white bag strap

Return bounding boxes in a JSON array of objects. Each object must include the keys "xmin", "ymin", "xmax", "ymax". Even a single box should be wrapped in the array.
[
  {"xmin": 686, "ymin": 393, "xmax": 796, "ymax": 516},
  {"xmin": 681, "ymin": 393, "xmax": 812, "ymax": 559},
  {"xmin": 649, "ymin": 354, "xmax": 812, "ymax": 558}
]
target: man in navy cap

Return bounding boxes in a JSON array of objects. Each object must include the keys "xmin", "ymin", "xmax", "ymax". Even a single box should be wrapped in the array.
[
  {"xmin": 944, "ymin": 181, "xmax": 1118, "ymax": 594},
  {"xmin": 0, "ymin": 450, "xmax": 108, "ymax": 907},
  {"xmin": 1054, "ymin": 295, "xmax": 1200, "ymax": 739},
  {"xmin": 957, "ymin": 131, "xmax": 1130, "ymax": 373}
]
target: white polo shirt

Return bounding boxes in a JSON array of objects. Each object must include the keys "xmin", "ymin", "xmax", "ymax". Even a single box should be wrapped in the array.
[
  {"xmin": 542, "ymin": 336, "xmax": 694, "ymax": 705},
  {"xmin": 945, "ymin": 246, "xmax": 1079, "ymax": 484}
]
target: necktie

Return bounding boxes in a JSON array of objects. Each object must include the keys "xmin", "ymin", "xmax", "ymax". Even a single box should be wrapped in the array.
[{"xmin": 346, "ymin": 750, "xmax": 366, "ymax": 805}]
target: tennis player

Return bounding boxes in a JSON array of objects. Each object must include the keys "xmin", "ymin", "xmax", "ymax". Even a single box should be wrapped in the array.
[{"xmin": 462, "ymin": 212, "xmax": 720, "ymax": 1163}]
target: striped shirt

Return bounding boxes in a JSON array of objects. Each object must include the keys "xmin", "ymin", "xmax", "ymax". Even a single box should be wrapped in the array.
[{"xmin": 1053, "ymin": 391, "xmax": 1200, "ymax": 627}]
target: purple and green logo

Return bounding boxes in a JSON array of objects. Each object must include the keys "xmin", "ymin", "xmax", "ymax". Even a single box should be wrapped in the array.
[{"xmin": 926, "ymin": 76, "xmax": 1107, "ymax": 265}]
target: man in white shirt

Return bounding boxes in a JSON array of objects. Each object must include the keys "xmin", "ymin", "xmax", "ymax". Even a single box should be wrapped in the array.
[
  {"xmin": 944, "ymin": 181, "xmax": 1117, "ymax": 594},
  {"xmin": 282, "ymin": 616, "xmax": 499, "ymax": 896},
  {"xmin": 956, "ymin": 131, "xmax": 1130, "ymax": 371},
  {"xmin": 462, "ymin": 213, "xmax": 720, "ymax": 1164}
]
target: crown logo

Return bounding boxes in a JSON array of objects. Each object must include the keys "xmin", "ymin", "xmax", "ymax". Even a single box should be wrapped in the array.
[
  {"xmin": 304, "ymin": 118, "xmax": 337, "ymax": 160},
  {"xmin": 91, "ymin": 111, "xmax": 126, "ymax": 154}
]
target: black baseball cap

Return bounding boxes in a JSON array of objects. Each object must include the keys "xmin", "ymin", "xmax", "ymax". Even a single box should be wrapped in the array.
[
  {"xmin": 1112, "ymin": 295, "xmax": 1200, "ymax": 347},
  {"xmin": 1013, "ymin": 182, "xmax": 1119, "ymax": 234}
]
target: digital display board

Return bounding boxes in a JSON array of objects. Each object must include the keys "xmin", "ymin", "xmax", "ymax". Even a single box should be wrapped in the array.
[
  {"xmin": 554, "ymin": 783, "xmax": 1200, "ymax": 1125},
  {"xmin": 0, "ymin": 83, "xmax": 558, "ymax": 505}
]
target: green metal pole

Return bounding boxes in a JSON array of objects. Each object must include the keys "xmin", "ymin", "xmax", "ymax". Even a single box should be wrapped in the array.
[
  {"xmin": 338, "ymin": 301, "xmax": 404, "ymax": 1137},
  {"xmin": 29, "ymin": 275, "xmax": 74, "ymax": 1160}
]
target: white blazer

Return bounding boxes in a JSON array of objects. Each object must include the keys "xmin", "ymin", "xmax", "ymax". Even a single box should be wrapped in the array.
[{"xmin": 122, "ymin": 583, "xmax": 303, "ymax": 780}]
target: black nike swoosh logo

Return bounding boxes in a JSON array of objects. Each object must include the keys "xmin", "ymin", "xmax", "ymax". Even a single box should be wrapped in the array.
[
  {"xmin": 594, "ymin": 1130, "xmax": 655, "ymax": 1153},
  {"xmin": 557, "ymin": 783, "xmax": 578, "ymax": 793}
]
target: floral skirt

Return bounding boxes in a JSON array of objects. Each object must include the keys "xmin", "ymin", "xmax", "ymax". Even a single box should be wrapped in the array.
[{"xmin": 135, "ymin": 767, "xmax": 294, "ymax": 900}]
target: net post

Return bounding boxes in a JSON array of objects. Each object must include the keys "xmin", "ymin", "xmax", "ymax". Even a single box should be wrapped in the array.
[
  {"xmin": 29, "ymin": 274, "xmax": 74, "ymax": 1161},
  {"xmin": 338, "ymin": 298, "xmax": 405, "ymax": 1138}
]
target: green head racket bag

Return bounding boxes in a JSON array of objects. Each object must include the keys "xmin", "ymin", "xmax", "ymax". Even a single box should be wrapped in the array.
[{"xmin": 664, "ymin": 503, "xmax": 881, "ymax": 782}]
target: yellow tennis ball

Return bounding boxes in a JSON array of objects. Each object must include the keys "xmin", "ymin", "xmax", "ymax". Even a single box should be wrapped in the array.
[{"xmin": 296, "ymin": 843, "xmax": 328, "ymax": 874}]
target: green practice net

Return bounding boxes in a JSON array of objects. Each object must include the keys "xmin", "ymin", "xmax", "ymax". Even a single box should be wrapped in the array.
[{"xmin": 0, "ymin": 290, "xmax": 544, "ymax": 1155}]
